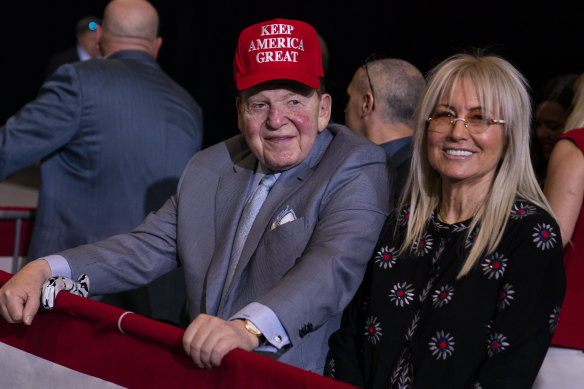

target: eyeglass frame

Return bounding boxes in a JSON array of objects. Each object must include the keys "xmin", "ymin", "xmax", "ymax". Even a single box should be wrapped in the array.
[
  {"xmin": 362, "ymin": 54, "xmax": 378, "ymax": 111},
  {"xmin": 425, "ymin": 115, "xmax": 505, "ymax": 134}
]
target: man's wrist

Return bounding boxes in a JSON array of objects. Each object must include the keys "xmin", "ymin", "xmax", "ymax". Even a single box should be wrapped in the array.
[
  {"xmin": 244, "ymin": 319, "xmax": 269, "ymax": 345},
  {"xmin": 33, "ymin": 259, "xmax": 53, "ymax": 280},
  {"xmin": 234, "ymin": 319, "xmax": 260, "ymax": 349},
  {"xmin": 230, "ymin": 302, "xmax": 290, "ymax": 351}
]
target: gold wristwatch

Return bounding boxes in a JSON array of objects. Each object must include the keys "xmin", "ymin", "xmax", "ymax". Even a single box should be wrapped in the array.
[
  {"xmin": 244, "ymin": 319, "xmax": 268, "ymax": 346},
  {"xmin": 244, "ymin": 319, "xmax": 262, "ymax": 336}
]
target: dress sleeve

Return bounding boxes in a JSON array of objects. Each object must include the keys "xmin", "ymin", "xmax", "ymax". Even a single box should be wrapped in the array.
[
  {"xmin": 324, "ymin": 217, "xmax": 398, "ymax": 388},
  {"xmin": 324, "ymin": 263, "xmax": 369, "ymax": 388},
  {"xmin": 472, "ymin": 210, "xmax": 566, "ymax": 388}
]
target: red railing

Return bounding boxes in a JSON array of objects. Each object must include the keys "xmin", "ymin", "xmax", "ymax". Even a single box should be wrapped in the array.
[{"xmin": 0, "ymin": 270, "xmax": 355, "ymax": 388}]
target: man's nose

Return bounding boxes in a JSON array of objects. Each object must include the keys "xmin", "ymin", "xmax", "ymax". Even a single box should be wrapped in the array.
[{"xmin": 267, "ymin": 106, "xmax": 286, "ymax": 129}]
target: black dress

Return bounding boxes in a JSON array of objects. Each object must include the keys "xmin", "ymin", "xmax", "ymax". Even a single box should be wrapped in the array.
[{"xmin": 326, "ymin": 200, "xmax": 565, "ymax": 389}]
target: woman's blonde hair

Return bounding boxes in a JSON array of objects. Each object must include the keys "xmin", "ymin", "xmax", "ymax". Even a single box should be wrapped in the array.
[
  {"xmin": 399, "ymin": 52, "xmax": 554, "ymax": 277},
  {"xmin": 563, "ymin": 73, "xmax": 584, "ymax": 132}
]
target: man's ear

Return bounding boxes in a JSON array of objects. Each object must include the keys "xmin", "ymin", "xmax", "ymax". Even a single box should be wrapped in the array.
[
  {"xmin": 95, "ymin": 25, "xmax": 103, "ymax": 56},
  {"xmin": 236, "ymin": 96, "xmax": 244, "ymax": 131},
  {"xmin": 152, "ymin": 37, "xmax": 163, "ymax": 59},
  {"xmin": 318, "ymin": 93, "xmax": 332, "ymax": 132},
  {"xmin": 360, "ymin": 91, "xmax": 374, "ymax": 118}
]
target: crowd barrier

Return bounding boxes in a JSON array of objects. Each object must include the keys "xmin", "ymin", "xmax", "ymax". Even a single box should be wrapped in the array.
[
  {"xmin": 0, "ymin": 207, "xmax": 35, "ymax": 273},
  {"xmin": 0, "ymin": 270, "xmax": 355, "ymax": 388}
]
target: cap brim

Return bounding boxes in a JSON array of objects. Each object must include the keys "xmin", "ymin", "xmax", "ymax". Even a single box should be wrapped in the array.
[{"xmin": 236, "ymin": 68, "xmax": 320, "ymax": 91}]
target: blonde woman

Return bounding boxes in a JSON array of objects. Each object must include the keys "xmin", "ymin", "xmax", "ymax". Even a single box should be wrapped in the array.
[
  {"xmin": 533, "ymin": 73, "xmax": 584, "ymax": 388},
  {"xmin": 325, "ymin": 53, "xmax": 565, "ymax": 389}
]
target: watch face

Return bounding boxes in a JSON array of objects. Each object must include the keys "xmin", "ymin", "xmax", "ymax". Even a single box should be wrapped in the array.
[{"xmin": 245, "ymin": 320, "xmax": 261, "ymax": 335}]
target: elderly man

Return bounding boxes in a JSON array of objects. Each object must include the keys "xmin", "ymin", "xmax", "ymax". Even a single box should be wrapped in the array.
[
  {"xmin": 0, "ymin": 17, "xmax": 390, "ymax": 373},
  {"xmin": 345, "ymin": 58, "xmax": 424, "ymax": 203}
]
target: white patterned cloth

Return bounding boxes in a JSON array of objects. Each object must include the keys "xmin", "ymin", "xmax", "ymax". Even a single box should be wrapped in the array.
[{"xmin": 41, "ymin": 274, "xmax": 89, "ymax": 310}]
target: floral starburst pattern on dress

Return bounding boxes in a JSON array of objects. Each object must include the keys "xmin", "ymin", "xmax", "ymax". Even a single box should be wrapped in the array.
[
  {"xmin": 375, "ymin": 246, "xmax": 397, "ymax": 269},
  {"xmin": 497, "ymin": 283, "xmax": 515, "ymax": 310},
  {"xmin": 487, "ymin": 332, "xmax": 509, "ymax": 357},
  {"xmin": 510, "ymin": 203, "xmax": 536, "ymax": 220},
  {"xmin": 399, "ymin": 208, "xmax": 410, "ymax": 226},
  {"xmin": 432, "ymin": 285, "xmax": 454, "ymax": 308},
  {"xmin": 532, "ymin": 223, "xmax": 557, "ymax": 250},
  {"xmin": 412, "ymin": 233, "xmax": 433, "ymax": 256},
  {"xmin": 429, "ymin": 330, "xmax": 455, "ymax": 360},
  {"xmin": 389, "ymin": 282, "xmax": 415, "ymax": 307},
  {"xmin": 481, "ymin": 253, "xmax": 508, "ymax": 279},
  {"xmin": 549, "ymin": 306, "xmax": 561, "ymax": 333},
  {"xmin": 364, "ymin": 316, "xmax": 383, "ymax": 345},
  {"xmin": 465, "ymin": 228, "xmax": 479, "ymax": 248}
]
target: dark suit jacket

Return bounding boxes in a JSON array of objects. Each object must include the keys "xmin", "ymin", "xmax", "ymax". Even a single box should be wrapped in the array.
[
  {"xmin": 0, "ymin": 50, "xmax": 203, "ymax": 259},
  {"xmin": 381, "ymin": 137, "xmax": 412, "ymax": 206},
  {"xmin": 61, "ymin": 124, "xmax": 391, "ymax": 372}
]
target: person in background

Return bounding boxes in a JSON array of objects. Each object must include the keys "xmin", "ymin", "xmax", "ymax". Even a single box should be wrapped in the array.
[
  {"xmin": 533, "ymin": 73, "xmax": 584, "ymax": 388},
  {"xmin": 45, "ymin": 16, "xmax": 103, "ymax": 79},
  {"xmin": 0, "ymin": 17, "xmax": 390, "ymax": 373},
  {"xmin": 0, "ymin": 0, "xmax": 203, "ymax": 325},
  {"xmin": 532, "ymin": 74, "xmax": 578, "ymax": 184},
  {"xmin": 326, "ymin": 52, "xmax": 565, "ymax": 388},
  {"xmin": 344, "ymin": 57, "xmax": 424, "ymax": 203}
]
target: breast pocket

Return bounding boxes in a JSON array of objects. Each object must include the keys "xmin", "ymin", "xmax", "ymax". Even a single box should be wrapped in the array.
[{"xmin": 261, "ymin": 217, "xmax": 312, "ymax": 272}]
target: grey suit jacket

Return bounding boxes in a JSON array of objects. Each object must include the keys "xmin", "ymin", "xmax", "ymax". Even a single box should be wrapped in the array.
[
  {"xmin": 61, "ymin": 123, "xmax": 391, "ymax": 372},
  {"xmin": 0, "ymin": 50, "xmax": 203, "ymax": 259}
]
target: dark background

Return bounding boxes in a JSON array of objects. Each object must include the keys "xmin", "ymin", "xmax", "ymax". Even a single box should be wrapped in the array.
[{"xmin": 2, "ymin": 1, "xmax": 583, "ymax": 148}]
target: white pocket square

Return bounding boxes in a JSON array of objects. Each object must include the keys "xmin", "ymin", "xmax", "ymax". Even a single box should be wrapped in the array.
[{"xmin": 271, "ymin": 206, "xmax": 297, "ymax": 230}]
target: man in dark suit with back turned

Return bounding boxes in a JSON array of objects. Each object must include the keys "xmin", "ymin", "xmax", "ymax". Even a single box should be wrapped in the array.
[
  {"xmin": 345, "ymin": 58, "xmax": 424, "ymax": 204},
  {"xmin": 0, "ymin": 0, "xmax": 203, "ymax": 324},
  {"xmin": 0, "ymin": 17, "xmax": 389, "ymax": 373}
]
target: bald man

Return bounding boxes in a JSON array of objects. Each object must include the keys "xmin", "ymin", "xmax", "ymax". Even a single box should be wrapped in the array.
[
  {"xmin": 0, "ymin": 0, "xmax": 203, "ymax": 323},
  {"xmin": 345, "ymin": 58, "xmax": 425, "ymax": 203}
]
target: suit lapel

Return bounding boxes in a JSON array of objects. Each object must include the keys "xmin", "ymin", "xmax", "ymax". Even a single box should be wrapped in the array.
[
  {"xmin": 233, "ymin": 167, "xmax": 307, "ymax": 272},
  {"xmin": 224, "ymin": 129, "xmax": 334, "ymax": 297},
  {"xmin": 204, "ymin": 153, "xmax": 256, "ymax": 316}
]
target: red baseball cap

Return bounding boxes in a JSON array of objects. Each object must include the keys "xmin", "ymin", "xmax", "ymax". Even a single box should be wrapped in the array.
[{"xmin": 233, "ymin": 18, "xmax": 323, "ymax": 91}]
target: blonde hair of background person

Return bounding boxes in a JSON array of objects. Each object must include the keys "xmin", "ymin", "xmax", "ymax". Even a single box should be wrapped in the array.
[
  {"xmin": 545, "ymin": 73, "xmax": 584, "ymax": 245},
  {"xmin": 399, "ymin": 53, "xmax": 555, "ymax": 277}
]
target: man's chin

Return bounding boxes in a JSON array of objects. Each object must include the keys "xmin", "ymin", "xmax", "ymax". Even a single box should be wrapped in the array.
[{"xmin": 263, "ymin": 158, "xmax": 300, "ymax": 172}]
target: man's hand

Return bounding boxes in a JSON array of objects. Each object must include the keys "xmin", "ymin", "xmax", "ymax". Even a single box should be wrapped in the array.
[
  {"xmin": 182, "ymin": 313, "xmax": 260, "ymax": 369},
  {"xmin": 0, "ymin": 260, "xmax": 51, "ymax": 325}
]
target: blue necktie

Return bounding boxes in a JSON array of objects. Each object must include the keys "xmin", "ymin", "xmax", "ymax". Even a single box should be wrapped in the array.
[{"xmin": 219, "ymin": 174, "xmax": 277, "ymax": 313}]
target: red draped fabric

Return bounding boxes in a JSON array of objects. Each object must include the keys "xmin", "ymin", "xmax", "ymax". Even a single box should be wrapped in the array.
[{"xmin": 0, "ymin": 270, "xmax": 356, "ymax": 388}]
